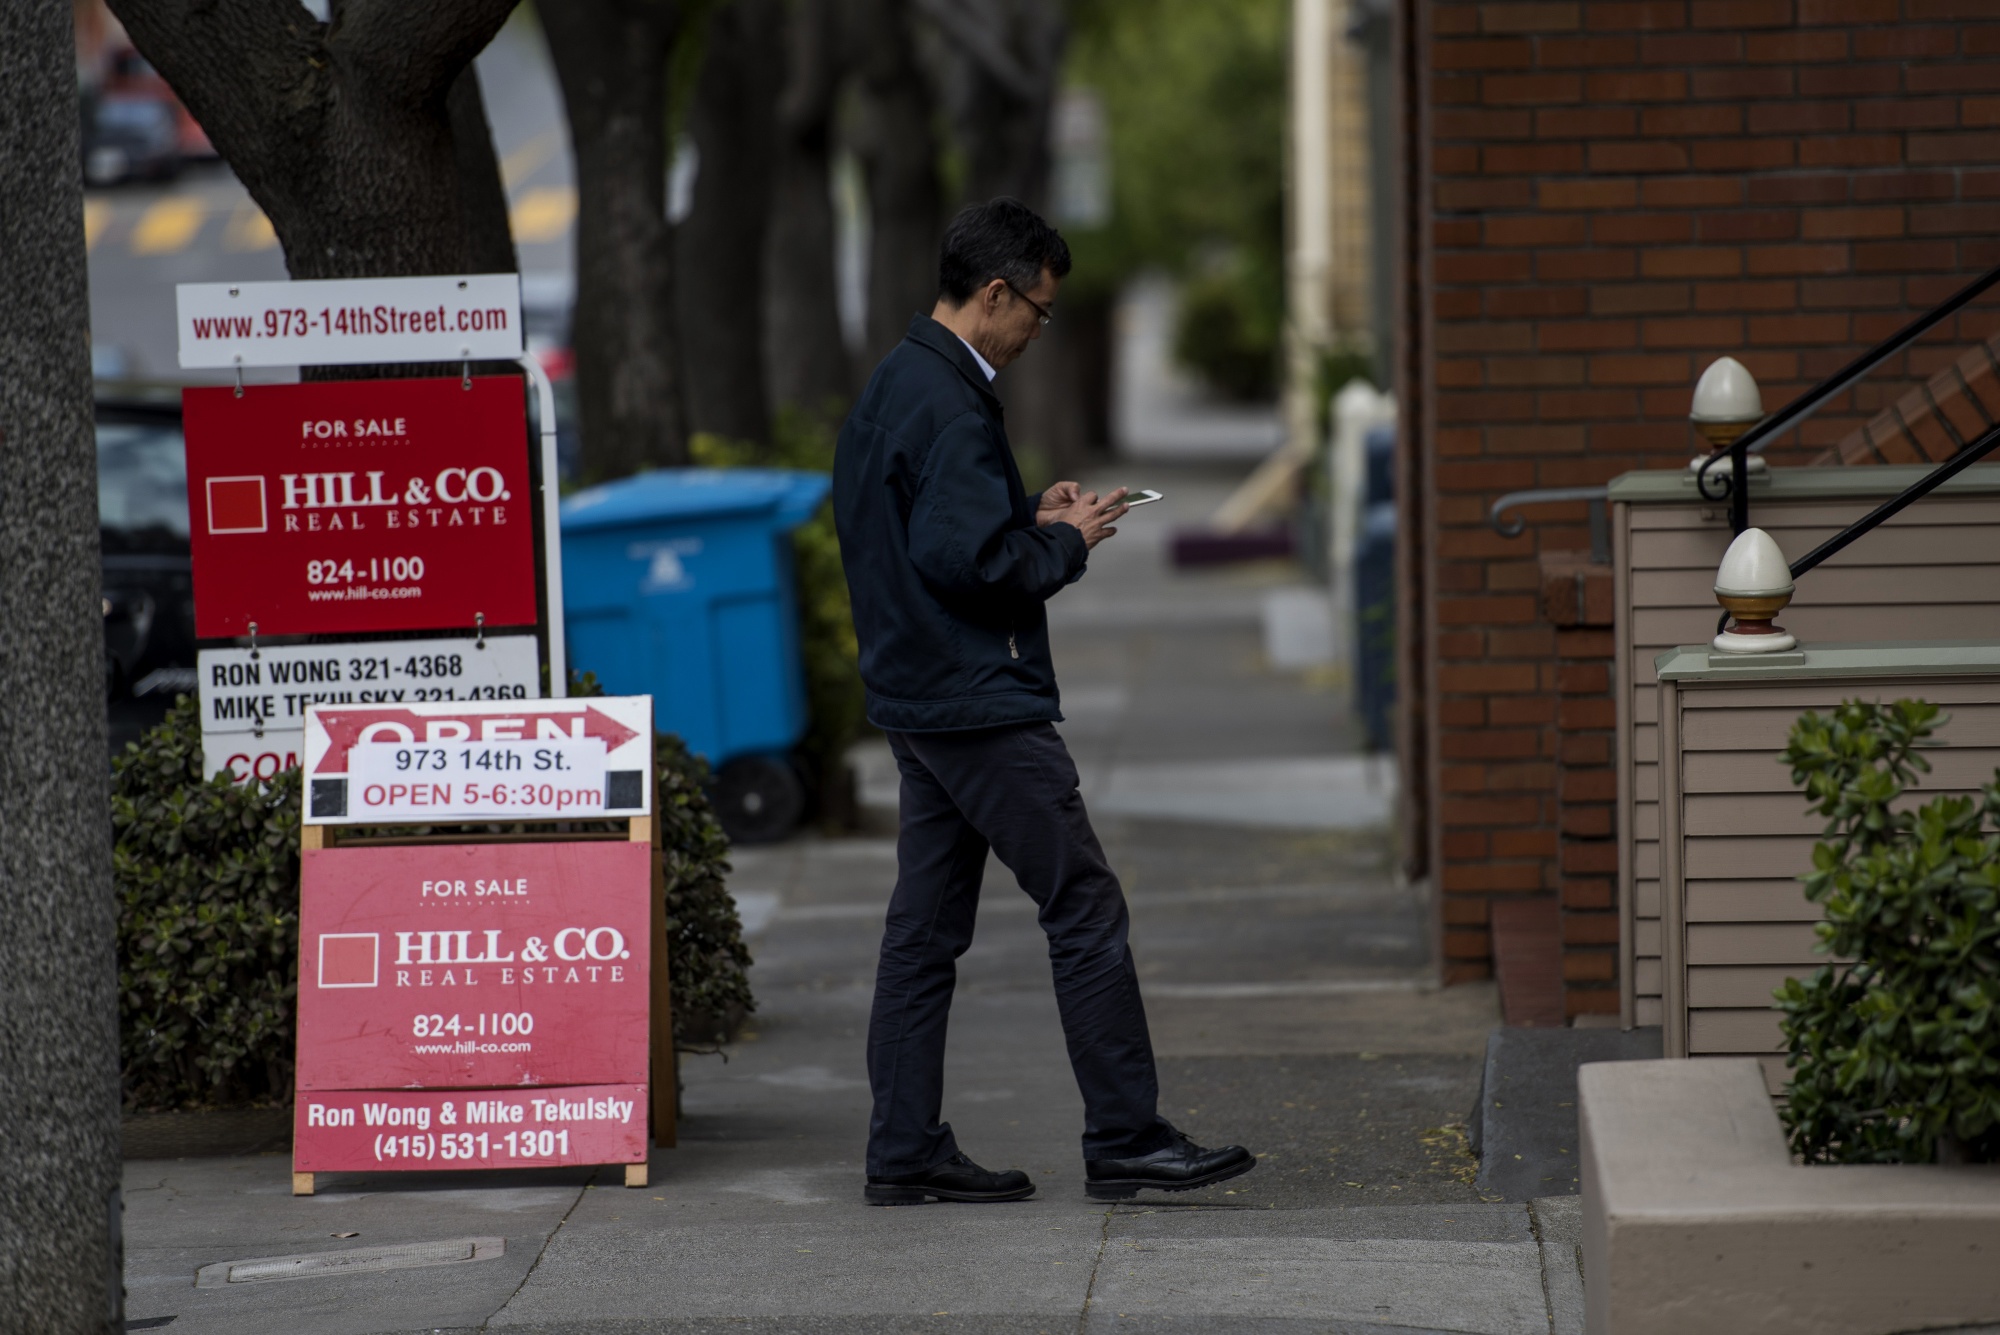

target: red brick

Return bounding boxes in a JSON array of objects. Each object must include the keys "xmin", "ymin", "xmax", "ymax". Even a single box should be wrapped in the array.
[
  {"xmin": 1443, "ymin": 832, "xmax": 1491, "ymax": 861},
  {"xmin": 1434, "ymin": 219, "xmax": 1482, "ymax": 248},
  {"xmin": 1796, "ymin": 0, "xmax": 1896, "ymax": 16},
  {"xmin": 1538, "ymin": 389, "xmax": 1642, "ymax": 419},
  {"xmin": 1441, "ymin": 699, "xmax": 1487, "ymax": 727},
  {"xmin": 1488, "ymin": 628, "xmax": 1558, "ymax": 656},
  {"xmin": 1437, "ymin": 460, "xmax": 1537, "ymax": 490},
  {"xmin": 1745, "ymin": 243, "xmax": 1851, "ymax": 275},
  {"xmin": 1539, "ymin": 178, "xmax": 1638, "ymax": 209},
  {"xmin": 1800, "ymin": 135, "xmax": 1906, "ymax": 168},
  {"xmin": 1584, "ymin": 70, "xmax": 1688, "ymax": 102},
  {"xmin": 1640, "ymin": 175, "xmax": 1744, "ymax": 207},
  {"xmin": 1850, "ymin": 26, "xmax": 1958, "ymax": 59},
  {"xmin": 1441, "ymin": 796, "xmax": 1544, "ymax": 826},
  {"xmin": 1441, "ymin": 764, "xmax": 1488, "ymax": 794},
  {"xmin": 1692, "ymin": 137, "xmax": 1797, "ymax": 171},
  {"xmin": 1562, "ymin": 913, "xmax": 1622, "ymax": 945},
  {"xmin": 1491, "ymin": 695, "xmax": 1558, "ymax": 724},
  {"xmin": 1436, "ymin": 178, "xmax": 1536, "ymax": 210},
  {"xmin": 1436, "ymin": 630, "xmax": 1486, "ymax": 658},
  {"xmin": 1851, "ymin": 171, "xmax": 1958, "ymax": 202},
  {"xmin": 1435, "ymin": 145, "xmax": 1482, "ymax": 174},
  {"xmin": 1487, "ymin": 761, "xmax": 1559, "ymax": 791},
  {"xmin": 1698, "ymin": 214, "xmax": 1798, "ymax": 247},
  {"xmin": 1745, "ymin": 29, "xmax": 1848, "ymax": 62},
  {"xmin": 1538, "ymin": 249, "xmax": 1639, "ymax": 280},
  {"xmin": 1594, "ymin": 213, "xmax": 1693, "ymax": 244},
  {"xmin": 1643, "ymin": 315, "xmax": 1745, "ymax": 348},
  {"xmin": 1639, "ymin": 103, "xmax": 1742, "ymax": 135},
  {"xmin": 1565, "ymin": 987, "xmax": 1619, "ymax": 1015},
  {"xmin": 1485, "ymin": 355, "xmax": 1588, "ymax": 386},
  {"xmin": 1436, "ymin": 37, "xmax": 1535, "ymax": 69},
  {"xmin": 1436, "ymin": 251, "xmax": 1535, "ymax": 283},
  {"xmin": 1905, "ymin": 65, "xmax": 2000, "ymax": 94},
  {"xmin": 1797, "ymin": 66, "xmax": 1903, "ymax": 96},
  {"xmin": 1590, "ymin": 284, "xmax": 1692, "ymax": 314},
  {"xmin": 1438, "ymin": 289, "xmax": 1484, "ymax": 320},
  {"xmin": 1494, "ymin": 829, "xmax": 1561, "ymax": 858},
  {"xmin": 1587, "ymin": 140, "xmax": 1690, "ymax": 172},
  {"xmin": 1642, "ymin": 248, "xmax": 1743, "ymax": 278},
  {"xmin": 1488, "ymin": 287, "xmax": 1591, "ymax": 317},
  {"xmin": 1799, "ymin": 276, "xmax": 1902, "ymax": 308},
  {"xmin": 1558, "ymin": 699, "xmax": 1618, "ymax": 732},
  {"xmin": 1484, "ymin": 215, "xmax": 1589, "ymax": 247},
  {"xmin": 1436, "ymin": 390, "xmax": 1538, "ymax": 422},
  {"xmin": 1537, "ymin": 36, "xmax": 1641, "ymax": 67},
  {"xmin": 1437, "ymin": 660, "xmax": 1540, "ymax": 691},
  {"xmin": 1534, "ymin": 107, "xmax": 1639, "ymax": 139},
  {"xmin": 1557, "ymin": 662, "xmax": 1608, "ymax": 693},
  {"xmin": 1799, "ymin": 207, "xmax": 1904, "ymax": 240},
  {"xmin": 1562, "ymin": 952, "xmax": 1618, "ymax": 982},
  {"xmin": 1436, "ymin": 321, "xmax": 1537, "ymax": 352},
  {"xmin": 1556, "ymin": 628, "xmax": 1615, "ymax": 657},
  {"xmin": 1443, "ymin": 959, "xmax": 1494, "ymax": 983},
  {"xmin": 1586, "ymin": 1, "xmax": 1688, "ymax": 29},
  {"xmin": 1749, "ymin": 313, "xmax": 1852, "ymax": 345},
  {"xmin": 1854, "ymin": 239, "xmax": 1960, "ymax": 271},
  {"xmin": 1483, "ymin": 142, "xmax": 1587, "ymax": 173},
  {"xmin": 1559, "ymin": 735, "xmax": 1613, "ymax": 766},
  {"xmin": 1637, "ymin": 32, "xmax": 1741, "ymax": 63},
  {"xmin": 1560, "ymin": 840, "xmax": 1620, "ymax": 873},
  {"xmin": 1537, "ymin": 319, "xmax": 1638, "ymax": 351},
  {"xmin": 1483, "ymin": 73, "xmax": 1584, "ymax": 104},
  {"xmin": 1910, "ymin": 203, "xmax": 2000, "ymax": 235},
  {"xmin": 1855, "ymin": 100, "xmax": 1962, "ymax": 131},
  {"xmin": 1744, "ymin": 173, "xmax": 1849, "ymax": 205},
  {"xmin": 1442, "ymin": 863, "xmax": 1547, "ymax": 892},
  {"xmin": 1695, "ymin": 280, "xmax": 1800, "ymax": 311},
  {"xmin": 1443, "ymin": 729, "xmax": 1545, "ymax": 759},
  {"xmin": 1433, "ymin": 3, "xmax": 1481, "ymax": 35},
  {"xmin": 1746, "ymin": 101, "xmax": 1850, "ymax": 134},
  {"xmin": 1691, "ymin": 0, "xmax": 1790, "ymax": 24},
  {"xmin": 1561, "ymin": 878, "xmax": 1616, "ymax": 910},
  {"xmin": 1432, "ymin": 74, "xmax": 1482, "ymax": 106},
  {"xmin": 1436, "ymin": 108, "xmax": 1535, "ymax": 139},
  {"xmin": 1689, "ymin": 67, "xmax": 1795, "ymax": 100},
  {"xmin": 1911, "ymin": 132, "xmax": 2000, "ymax": 165},
  {"xmin": 1561, "ymin": 804, "xmax": 1615, "ymax": 837},
  {"xmin": 1480, "ymin": 2, "xmax": 1582, "ymax": 31},
  {"xmin": 1589, "ymin": 354, "xmax": 1692, "ymax": 384}
]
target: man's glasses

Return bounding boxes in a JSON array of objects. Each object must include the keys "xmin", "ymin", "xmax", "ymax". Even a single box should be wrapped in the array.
[{"xmin": 1004, "ymin": 280, "xmax": 1053, "ymax": 327}]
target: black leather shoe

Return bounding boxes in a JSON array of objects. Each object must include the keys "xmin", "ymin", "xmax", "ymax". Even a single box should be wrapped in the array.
[
  {"xmin": 865, "ymin": 1151, "xmax": 1036, "ymax": 1205},
  {"xmin": 1084, "ymin": 1132, "xmax": 1255, "ymax": 1200}
]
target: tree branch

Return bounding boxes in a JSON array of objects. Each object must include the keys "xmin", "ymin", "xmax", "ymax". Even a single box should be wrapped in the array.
[{"xmin": 332, "ymin": 0, "xmax": 521, "ymax": 108}]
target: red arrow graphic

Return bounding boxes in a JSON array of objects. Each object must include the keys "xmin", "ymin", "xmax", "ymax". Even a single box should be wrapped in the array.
[{"xmin": 312, "ymin": 706, "xmax": 641, "ymax": 772}]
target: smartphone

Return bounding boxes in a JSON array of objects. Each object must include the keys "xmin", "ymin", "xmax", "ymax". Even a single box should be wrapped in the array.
[{"xmin": 1116, "ymin": 489, "xmax": 1164, "ymax": 508}]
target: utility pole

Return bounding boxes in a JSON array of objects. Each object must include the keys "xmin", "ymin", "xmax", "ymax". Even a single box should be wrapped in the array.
[{"xmin": 0, "ymin": 0, "xmax": 123, "ymax": 1329}]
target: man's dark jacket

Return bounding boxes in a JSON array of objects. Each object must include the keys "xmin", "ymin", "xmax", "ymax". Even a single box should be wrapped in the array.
[{"xmin": 833, "ymin": 314, "xmax": 1089, "ymax": 733}]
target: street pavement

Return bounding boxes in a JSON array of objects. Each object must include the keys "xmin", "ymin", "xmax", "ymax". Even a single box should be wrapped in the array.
[{"xmin": 120, "ymin": 463, "xmax": 1580, "ymax": 1334}]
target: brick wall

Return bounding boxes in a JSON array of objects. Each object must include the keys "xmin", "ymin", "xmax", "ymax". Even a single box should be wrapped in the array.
[{"xmin": 1402, "ymin": 0, "xmax": 2000, "ymax": 991}]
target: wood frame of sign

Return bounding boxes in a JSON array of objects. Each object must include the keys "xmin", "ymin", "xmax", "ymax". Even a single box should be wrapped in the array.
[{"xmin": 291, "ymin": 697, "xmax": 672, "ymax": 1196}]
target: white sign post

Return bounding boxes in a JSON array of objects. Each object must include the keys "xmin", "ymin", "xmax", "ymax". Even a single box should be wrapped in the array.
[{"xmin": 198, "ymin": 636, "xmax": 540, "ymax": 784}]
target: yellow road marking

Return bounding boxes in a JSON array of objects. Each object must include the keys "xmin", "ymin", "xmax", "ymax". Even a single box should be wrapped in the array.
[
  {"xmin": 510, "ymin": 185, "xmax": 575, "ymax": 243},
  {"xmin": 224, "ymin": 200, "xmax": 278, "ymax": 252},
  {"xmin": 131, "ymin": 197, "xmax": 205, "ymax": 254},
  {"xmin": 84, "ymin": 199, "xmax": 109, "ymax": 250},
  {"xmin": 500, "ymin": 131, "xmax": 559, "ymax": 190}
]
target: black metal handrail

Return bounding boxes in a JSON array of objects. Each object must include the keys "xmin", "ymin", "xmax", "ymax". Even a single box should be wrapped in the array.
[
  {"xmin": 1786, "ymin": 417, "xmax": 2000, "ymax": 581},
  {"xmin": 1696, "ymin": 260, "xmax": 2000, "ymax": 535}
]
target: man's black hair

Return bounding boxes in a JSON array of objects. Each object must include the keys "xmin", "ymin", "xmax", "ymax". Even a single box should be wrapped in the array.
[{"xmin": 937, "ymin": 197, "xmax": 1072, "ymax": 305}]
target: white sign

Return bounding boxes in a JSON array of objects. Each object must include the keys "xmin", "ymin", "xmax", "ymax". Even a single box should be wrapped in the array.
[
  {"xmin": 302, "ymin": 696, "xmax": 653, "ymax": 825},
  {"xmin": 347, "ymin": 737, "xmax": 609, "ymax": 822},
  {"xmin": 198, "ymin": 636, "xmax": 539, "ymax": 785},
  {"xmin": 177, "ymin": 274, "xmax": 522, "ymax": 369}
]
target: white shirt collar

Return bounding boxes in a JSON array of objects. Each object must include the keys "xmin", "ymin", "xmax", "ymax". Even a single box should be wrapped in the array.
[{"xmin": 955, "ymin": 334, "xmax": 997, "ymax": 382}]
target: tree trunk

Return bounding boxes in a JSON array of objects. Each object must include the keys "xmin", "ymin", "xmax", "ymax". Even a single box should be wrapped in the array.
[
  {"xmin": 108, "ymin": 0, "xmax": 521, "ymax": 378},
  {"xmin": 0, "ymin": 1, "xmax": 122, "ymax": 1328},
  {"xmin": 544, "ymin": 0, "xmax": 691, "ymax": 476},
  {"xmin": 764, "ymin": 0, "xmax": 852, "ymax": 422},
  {"xmin": 851, "ymin": 0, "xmax": 944, "ymax": 371},
  {"xmin": 677, "ymin": 0, "xmax": 781, "ymax": 448}
]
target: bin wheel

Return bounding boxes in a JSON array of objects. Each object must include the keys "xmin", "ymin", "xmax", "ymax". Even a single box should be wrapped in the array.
[{"xmin": 714, "ymin": 754, "xmax": 806, "ymax": 844}]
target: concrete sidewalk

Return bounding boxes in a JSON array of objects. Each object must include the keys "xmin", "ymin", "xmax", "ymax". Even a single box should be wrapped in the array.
[{"xmin": 122, "ymin": 463, "xmax": 1569, "ymax": 1334}]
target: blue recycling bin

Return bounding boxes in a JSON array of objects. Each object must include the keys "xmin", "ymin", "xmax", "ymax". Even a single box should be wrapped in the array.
[{"xmin": 560, "ymin": 468, "xmax": 831, "ymax": 841}]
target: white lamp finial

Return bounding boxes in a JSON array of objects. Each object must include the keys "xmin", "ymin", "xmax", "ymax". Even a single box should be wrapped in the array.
[{"xmin": 1711, "ymin": 527, "xmax": 1797, "ymax": 654}]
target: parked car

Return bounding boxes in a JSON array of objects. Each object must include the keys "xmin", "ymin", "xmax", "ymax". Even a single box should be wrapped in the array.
[
  {"xmin": 82, "ymin": 91, "xmax": 183, "ymax": 187},
  {"xmin": 96, "ymin": 396, "xmax": 198, "ymax": 752}
]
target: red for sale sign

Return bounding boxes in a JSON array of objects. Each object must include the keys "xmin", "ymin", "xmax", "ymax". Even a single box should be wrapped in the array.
[
  {"xmin": 296, "ymin": 841, "xmax": 652, "ymax": 1092},
  {"xmin": 182, "ymin": 376, "xmax": 538, "ymax": 638}
]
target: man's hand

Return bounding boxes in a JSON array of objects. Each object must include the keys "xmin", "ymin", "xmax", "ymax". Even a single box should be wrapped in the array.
[
  {"xmin": 1046, "ymin": 487, "xmax": 1129, "ymax": 550},
  {"xmin": 1036, "ymin": 481, "xmax": 1082, "ymax": 526}
]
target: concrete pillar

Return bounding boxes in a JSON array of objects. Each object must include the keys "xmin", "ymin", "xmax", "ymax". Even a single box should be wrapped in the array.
[{"xmin": 0, "ymin": 0, "xmax": 124, "ymax": 1328}]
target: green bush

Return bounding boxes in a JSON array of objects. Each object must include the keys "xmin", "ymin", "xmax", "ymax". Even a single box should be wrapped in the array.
[
  {"xmin": 113, "ymin": 692, "xmax": 754, "ymax": 1111},
  {"xmin": 1171, "ymin": 257, "xmax": 1282, "ymax": 402},
  {"xmin": 1776, "ymin": 699, "xmax": 2000, "ymax": 1164},
  {"xmin": 692, "ymin": 408, "xmax": 866, "ymax": 817}
]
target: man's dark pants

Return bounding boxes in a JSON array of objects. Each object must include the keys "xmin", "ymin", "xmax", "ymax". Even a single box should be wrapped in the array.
[{"xmin": 866, "ymin": 721, "xmax": 1176, "ymax": 1177}]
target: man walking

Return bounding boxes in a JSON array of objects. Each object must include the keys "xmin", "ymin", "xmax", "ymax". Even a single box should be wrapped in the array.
[{"xmin": 833, "ymin": 197, "xmax": 1255, "ymax": 1206}]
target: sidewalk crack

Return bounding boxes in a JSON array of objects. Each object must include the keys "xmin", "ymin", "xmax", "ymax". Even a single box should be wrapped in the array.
[
  {"xmin": 1074, "ymin": 1206, "xmax": 1112, "ymax": 1335},
  {"xmin": 1526, "ymin": 1199, "xmax": 1556, "ymax": 1335},
  {"xmin": 478, "ymin": 1167, "xmax": 599, "ymax": 1331}
]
